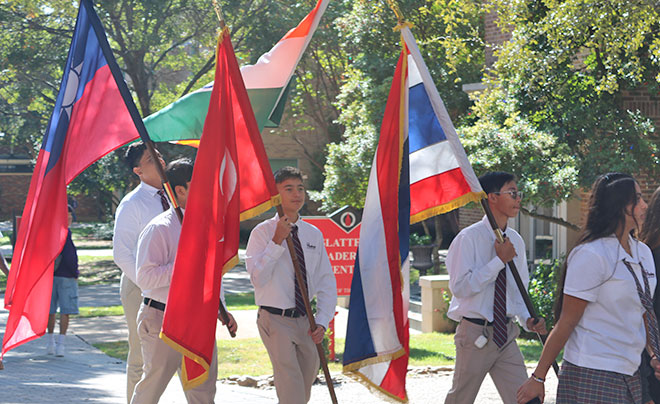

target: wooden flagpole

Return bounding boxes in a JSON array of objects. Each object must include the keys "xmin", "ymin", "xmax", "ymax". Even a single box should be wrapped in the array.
[
  {"xmin": 276, "ymin": 207, "xmax": 339, "ymax": 404},
  {"xmin": 481, "ymin": 199, "xmax": 559, "ymax": 376}
]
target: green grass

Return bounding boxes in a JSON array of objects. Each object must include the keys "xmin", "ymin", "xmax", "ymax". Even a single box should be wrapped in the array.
[
  {"xmin": 75, "ymin": 240, "xmax": 113, "ymax": 249},
  {"xmin": 78, "ymin": 256, "xmax": 121, "ymax": 286},
  {"xmin": 94, "ymin": 333, "xmax": 548, "ymax": 379},
  {"xmin": 408, "ymin": 333, "xmax": 458, "ymax": 365},
  {"xmin": 71, "ymin": 225, "xmax": 113, "ymax": 249},
  {"xmin": 0, "ymin": 255, "xmax": 119, "ymax": 292},
  {"xmin": 78, "ymin": 255, "xmax": 113, "ymax": 262},
  {"xmin": 93, "ymin": 341, "xmax": 128, "ymax": 360},
  {"xmin": 226, "ymin": 292, "xmax": 257, "ymax": 311},
  {"xmin": 217, "ymin": 338, "xmax": 274, "ymax": 377},
  {"xmin": 75, "ymin": 306, "xmax": 124, "ymax": 318}
]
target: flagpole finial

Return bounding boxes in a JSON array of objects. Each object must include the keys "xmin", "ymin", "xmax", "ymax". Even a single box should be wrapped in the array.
[
  {"xmin": 212, "ymin": 0, "xmax": 227, "ymax": 29},
  {"xmin": 386, "ymin": 0, "xmax": 405, "ymax": 24},
  {"xmin": 386, "ymin": 0, "xmax": 413, "ymax": 31}
]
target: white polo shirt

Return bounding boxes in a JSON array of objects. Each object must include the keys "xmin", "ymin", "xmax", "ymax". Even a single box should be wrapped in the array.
[{"xmin": 563, "ymin": 235, "xmax": 656, "ymax": 375}]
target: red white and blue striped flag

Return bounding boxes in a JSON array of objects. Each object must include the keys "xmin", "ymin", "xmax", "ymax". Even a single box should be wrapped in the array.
[
  {"xmin": 2, "ymin": 0, "xmax": 140, "ymax": 357},
  {"xmin": 402, "ymin": 26, "xmax": 484, "ymax": 224},
  {"xmin": 342, "ymin": 26, "xmax": 484, "ymax": 402}
]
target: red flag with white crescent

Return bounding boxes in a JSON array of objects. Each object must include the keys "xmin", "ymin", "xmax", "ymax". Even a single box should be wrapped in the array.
[{"xmin": 160, "ymin": 27, "xmax": 279, "ymax": 388}]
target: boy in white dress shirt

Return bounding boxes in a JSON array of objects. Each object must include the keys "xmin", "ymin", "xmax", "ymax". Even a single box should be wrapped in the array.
[
  {"xmin": 131, "ymin": 158, "xmax": 236, "ymax": 404},
  {"xmin": 246, "ymin": 166, "xmax": 337, "ymax": 404},
  {"xmin": 444, "ymin": 171, "xmax": 547, "ymax": 404},
  {"xmin": 113, "ymin": 141, "xmax": 168, "ymax": 402}
]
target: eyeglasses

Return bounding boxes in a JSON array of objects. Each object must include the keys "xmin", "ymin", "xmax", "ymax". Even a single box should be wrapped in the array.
[{"xmin": 493, "ymin": 190, "xmax": 523, "ymax": 200}]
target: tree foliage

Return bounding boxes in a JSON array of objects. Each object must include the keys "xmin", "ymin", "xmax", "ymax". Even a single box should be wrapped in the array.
[
  {"xmin": 474, "ymin": 0, "xmax": 660, "ymax": 196},
  {"xmin": 4, "ymin": 0, "xmax": 659, "ymax": 225}
]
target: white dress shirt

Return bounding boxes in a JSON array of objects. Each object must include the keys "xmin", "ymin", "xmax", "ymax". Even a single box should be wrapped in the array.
[
  {"xmin": 135, "ymin": 208, "xmax": 181, "ymax": 303},
  {"xmin": 113, "ymin": 182, "xmax": 167, "ymax": 284},
  {"xmin": 135, "ymin": 207, "xmax": 227, "ymax": 305},
  {"xmin": 563, "ymin": 235, "xmax": 656, "ymax": 375},
  {"xmin": 446, "ymin": 215, "xmax": 531, "ymax": 327},
  {"xmin": 246, "ymin": 214, "xmax": 337, "ymax": 329}
]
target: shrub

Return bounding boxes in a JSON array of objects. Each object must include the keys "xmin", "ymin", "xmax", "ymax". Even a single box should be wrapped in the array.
[
  {"xmin": 410, "ymin": 232, "xmax": 432, "ymax": 246},
  {"xmin": 409, "ymin": 268, "xmax": 420, "ymax": 285},
  {"xmin": 527, "ymin": 258, "xmax": 564, "ymax": 330}
]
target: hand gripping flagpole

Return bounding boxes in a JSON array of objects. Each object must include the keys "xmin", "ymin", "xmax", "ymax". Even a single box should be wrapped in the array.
[
  {"xmin": 481, "ymin": 199, "xmax": 559, "ymax": 376},
  {"xmin": 276, "ymin": 206, "xmax": 339, "ymax": 404},
  {"xmin": 86, "ymin": 0, "xmax": 235, "ymax": 338}
]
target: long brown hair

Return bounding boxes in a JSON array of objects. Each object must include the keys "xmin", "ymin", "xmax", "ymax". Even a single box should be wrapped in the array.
[
  {"xmin": 553, "ymin": 173, "xmax": 641, "ymax": 320},
  {"xmin": 639, "ymin": 186, "xmax": 660, "ymax": 250}
]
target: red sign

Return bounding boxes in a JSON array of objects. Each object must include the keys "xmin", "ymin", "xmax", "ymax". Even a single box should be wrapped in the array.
[{"xmin": 303, "ymin": 217, "xmax": 360, "ymax": 296}]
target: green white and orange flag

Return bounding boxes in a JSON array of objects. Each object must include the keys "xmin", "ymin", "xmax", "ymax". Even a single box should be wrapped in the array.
[
  {"xmin": 143, "ymin": 0, "xmax": 329, "ymax": 144},
  {"xmin": 160, "ymin": 25, "xmax": 281, "ymax": 389}
]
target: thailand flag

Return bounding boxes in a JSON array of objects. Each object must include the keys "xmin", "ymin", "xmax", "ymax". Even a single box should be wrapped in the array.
[
  {"xmin": 342, "ymin": 27, "xmax": 484, "ymax": 402},
  {"xmin": 2, "ymin": 0, "xmax": 139, "ymax": 357},
  {"xmin": 403, "ymin": 27, "xmax": 484, "ymax": 224}
]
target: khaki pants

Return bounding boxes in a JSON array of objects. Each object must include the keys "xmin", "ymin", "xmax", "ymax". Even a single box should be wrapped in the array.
[
  {"xmin": 257, "ymin": 308, "xmax": 320, "ymax": 404},
  {"xmin": 445, "ymin": 319, "xmax": 528, "ymax": 404},
  {"xmin": 120, "ymin": 274, "xmax": 143, "ymax": 404},
  {"xmin": 130, "ymin": 303, "xmax": 217, "ymax": 404}
]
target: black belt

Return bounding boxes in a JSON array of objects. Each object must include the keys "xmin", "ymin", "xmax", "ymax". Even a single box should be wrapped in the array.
[
  {"xmin": 144, "ymin": 298, "xmax": 166, "ymax": 311},
  {"xmin": 260, "ymin": 306, "xmax": 304, "ymax": 318},
  {"xmin": 464, "ymin": 317, "xmax": 510, "ymax": 326}
]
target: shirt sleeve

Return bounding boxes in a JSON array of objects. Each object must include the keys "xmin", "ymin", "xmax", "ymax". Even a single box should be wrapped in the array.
[
  {"xmin": 245, "ymin": 223, "xmax": 287, "ymax": 289},
  {"xmin": 219, "ymin": 281, "xmax": 226, "ymax": 308},
  {"xmin": 564, "ymin": 246, "xmax": 607, "ymax": 302},
  {"xmin": 311, "ymin": 231, "xmax": 337, "ymax": 329},
  {"xmin": 447, "ymin": 232, "xmax": 505, "ymax": 299},
  {"xmin": 135, "ymin": 224, "xmax": 173, "ymax": 292},
  {"xmin": 113, "ymin": 202, "xmax": 141, "ymax": 284}
]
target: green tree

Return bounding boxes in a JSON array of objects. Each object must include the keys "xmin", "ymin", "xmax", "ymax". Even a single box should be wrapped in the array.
[{"xmin": 465, "ymin": 0, "xmax": 660, "ymax": 226}]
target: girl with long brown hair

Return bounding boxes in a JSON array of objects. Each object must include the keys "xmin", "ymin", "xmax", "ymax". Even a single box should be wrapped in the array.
[{"xmin": 517, "ymin": 173, "xmax": 656, "ymax": 404}]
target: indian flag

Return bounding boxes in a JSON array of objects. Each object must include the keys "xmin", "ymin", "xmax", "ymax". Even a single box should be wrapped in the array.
[{"xmin": 144, "ymin": 0, "xmax": 330, "ymax": 143}]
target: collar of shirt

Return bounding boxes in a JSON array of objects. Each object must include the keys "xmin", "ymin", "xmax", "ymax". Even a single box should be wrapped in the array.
[
  {"xmin": 600, "ymin": 234, "xmax": 641, "ymax": 263},
  {"xmin": 136, "ymin": 181, "xmax": 162, "ymax": 198}
]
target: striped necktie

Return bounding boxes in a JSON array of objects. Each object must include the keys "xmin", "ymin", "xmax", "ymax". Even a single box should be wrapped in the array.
[
  {"xmin": 290, "ymin": 225, "xmax": 308, "ymax": 316},
  {"xmin": 493, "ymin": 265, "xmax": 508, "ymax": 348},
  {"xmin": 157, "ymin": 189, "xmax": 170, "ymax": 212},
  {"xmin": 623, "ymin": 260, "xmax": 660, "ymax": 357}
]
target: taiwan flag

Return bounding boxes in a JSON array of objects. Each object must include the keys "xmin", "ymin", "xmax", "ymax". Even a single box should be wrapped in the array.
[{"xmin": 2, "ymin": 0, "xmax": 139, "ymax": 357}]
